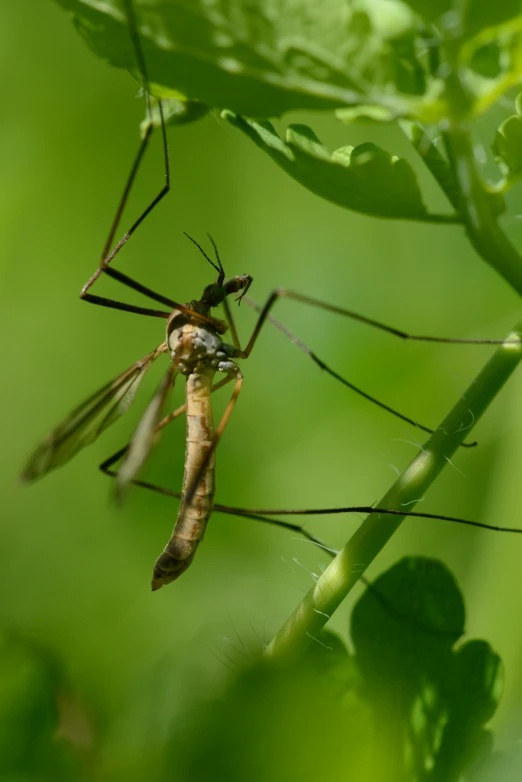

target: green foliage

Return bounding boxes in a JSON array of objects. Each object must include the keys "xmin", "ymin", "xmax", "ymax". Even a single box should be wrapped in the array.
[
  {"xmin": 11, "ymin": 2, "xmax": 522, "ymax": 779},
  {"xmin": 0, "ymin": 633, "xmax": 79, "ymax": 779},
  {"xmin": 139, "ymin": 98, "xmax": 210, "ymax": 137},
  {"xmin": 144, "ymin": 558, "xmax": 502, "ymax": 781},
  {"xmin": 0, "ymin": 560, "xmax": 511, "ymax": 780},
  {"xmin": 55, "ymin": 0, "xmax": 522, "ymax": 123},
  {"xmin": 352, "ymin": 559, "xmax": 501, "ymax": 781},
  {"xmin": 492, "ymin": 91, "xmax": 522, "ymax": 189},
  {"xmin": 223, "ymin": 113, "xmax": 431, "ymax": 220},
  {"xmin": 54, "ymin": 0, "xmax": 423, "ymax": 116},
  {"xmin": 54, "ymin": 0, "xmax": 522, "ymax": 244}
]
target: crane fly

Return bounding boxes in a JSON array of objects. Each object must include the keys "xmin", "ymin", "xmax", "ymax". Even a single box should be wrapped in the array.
[
  {"xmin": 21, "ymin": 232, "xmax": 522, "ymax": 591},
  {"xmin": 22, "ymin": 0, "xmax": 522, "ymax": 591}
]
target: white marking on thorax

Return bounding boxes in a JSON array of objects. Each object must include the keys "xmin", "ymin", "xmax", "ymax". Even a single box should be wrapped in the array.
[{"xmin": 168, "ymin": 317, "xmax": 239, "ymax": 376}]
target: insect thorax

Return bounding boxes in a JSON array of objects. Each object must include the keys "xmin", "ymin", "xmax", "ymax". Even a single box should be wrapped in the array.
[{"xmin": 167, "ymin": 311, "xmax": 231, "ymax": 376}]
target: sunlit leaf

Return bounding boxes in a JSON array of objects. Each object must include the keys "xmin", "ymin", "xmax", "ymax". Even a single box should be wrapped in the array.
[
  {"xmin": 461, "ymin": 2, "xmax": 522, "ymax": 43},
  {"xmin": 400, "ymin": 119, "xmax": 462, "ymax": 210},
  {"xmin": 224, "ymin": 112, "xmax": 430, "ymax": 220},
  {"xmin": 399, "ymin": 0, "xmax": 452, "ymax": 25},
  {"xmin": 139, "ymin": 98, "xmax": 209, "ymax": 138},
  {"xmin": 336, "ymin": 104, "xmax": 396, "ymax": 124},
  {"xmin": 352, "ymin": 557, "xmax": 502, "ymax": 780},
  {"xmin": 492, "ymin": 113, "xmax": 522, "ymax": 184},
  {"xmin": 154, "ymin": 558, "xmax": 503, "ymax": 782},
  {"xmin": 400, "ymin": 0, "xmax": 522, "ymax": 39},
  {"xmin": 54, "ymin": 0, "xmax": 433, "ymax": 117}
]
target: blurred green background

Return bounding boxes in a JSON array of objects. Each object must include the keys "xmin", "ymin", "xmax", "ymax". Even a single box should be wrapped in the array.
[{"xmin": 2, "ymin": 1, "xmax": 522, "ymax": 778}]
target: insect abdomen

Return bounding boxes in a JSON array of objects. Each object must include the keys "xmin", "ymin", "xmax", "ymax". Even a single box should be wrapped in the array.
[{"xmin": 151, "ymin": 368, "xmax": 216, "ymax": 590}]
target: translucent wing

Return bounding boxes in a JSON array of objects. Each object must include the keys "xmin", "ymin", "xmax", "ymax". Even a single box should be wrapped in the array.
[
  {"xmin": 22, "ymin": 343, "xmax": 167, "ymax": 482},
  {"xmin": 115, "ymin": 363, "xmax": 177, "ymax": 501}
]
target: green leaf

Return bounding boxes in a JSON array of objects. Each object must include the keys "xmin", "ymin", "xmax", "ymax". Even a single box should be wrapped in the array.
[
  {"xmin": 461, "ymin": 2, "xmax": 522, "ymax": 43},
  {"xmin": 159, "ymin": 640, "xmax": 385, "ymax": 781},
  {"xmin": 469, "ymin": 42, "xmax": 502, "ymax": 78},
  {"xmin": 403, "ymin": 119, "xmax": 506, "ymax": 216},
  {"xmin": 223, "ymin": 112, "xmax": 432, "ymax": 220},
  {"xmin": 54, "ymin": 0, "xmax": 434, "ymax": 117},
  {"xmin": 157, "ymin": 558, "xmax": 503, "ymax": 782},
  {"xmin": 400, "ymin": 0, "xmax": 522, "ymax": 39},
  {"xmin": 492, "ymin": 113, "xmax": 522, "ymax": 184},
  {"xmin": 400, "ymin": 119, "xmax": 462, "ymax": 210},
  {"xmin": 351, "ymin": 557, "xmax": 502, "ymax": 781},
  {"xmin": 0, "ymin": 632, "xmax": 80, "ymax": 779},
  {"xmin": 399, "ymin": 0, "xmax": 452, "ymax": 25},
  {"xmin": 139, "ymin": 98, "xmax": 209, "ymax": 137},
  {"xmin": 336, "ymin": 104, "xmax": 396, "ymax": 123}
]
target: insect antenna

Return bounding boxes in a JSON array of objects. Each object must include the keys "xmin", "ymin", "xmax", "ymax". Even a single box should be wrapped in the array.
[
  {"xmin": 184, "ymin": 232, "xmax": 225, "ymax": 283},
  {"xmin": 207, "ymin": 232, "xmax": 226, "ymax": 282}
]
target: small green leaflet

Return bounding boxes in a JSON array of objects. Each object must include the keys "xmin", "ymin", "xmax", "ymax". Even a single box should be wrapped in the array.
[{"xmin": 223, "ymin": 112, "xmax": 431, "ymax": 221}]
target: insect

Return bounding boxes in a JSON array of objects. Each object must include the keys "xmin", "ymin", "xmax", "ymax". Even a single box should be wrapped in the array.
[{"xmin": 21, "ymin": 0, "xmax": 518, "ymax": 591}]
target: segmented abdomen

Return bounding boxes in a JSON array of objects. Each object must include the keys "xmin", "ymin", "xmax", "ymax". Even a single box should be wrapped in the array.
[{"xmin": 151, "ymin": 367, "xmax": 216, "ymax": 590}]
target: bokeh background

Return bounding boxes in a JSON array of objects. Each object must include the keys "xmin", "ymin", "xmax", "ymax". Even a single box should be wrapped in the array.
[{"xmin": 2, "ymin": 1, "xmax": 522, "ymax": 777}]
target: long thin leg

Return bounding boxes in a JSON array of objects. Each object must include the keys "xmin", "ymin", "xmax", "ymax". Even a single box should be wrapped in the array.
[
  {"xmin": 76, "ymin": 17, "xmax": 224, "ymax": 330},
  {"xmin": 98, "ymin": 364, "xmax": 520, "ymax": 537},
  {"xmin": 222, "ymin": 298, "xmax": 241, "ymax": 351},
  {"xmin": 239, "ymin": 293, "xmax": 485, "ymax": 447},
  {"xmin": 102, "ymin": 365, "xmax": 243, "ymax": 520},
  {"xmin": 84, "ymin": 274, "xmax": 225, "ymax": 328},
  {"xmin": 98, "ymin": 466, "xmax": 476, "ymax": 632},
  {"xmin": 102, "ymin": 461, "xmax": 335, "ymax": 551},
  {"xmin": 209, "ymin": 503, "xmax": 522, "ymax": 534},
  {"xmin": 103, "ymin": 267, "xmax": 179, "ymax": 309},
  {"xmin": 99, "ymin": 374, "xmax": 234, "ymax": 474},
  {"xmin": 81, "ymin": 295, "xmax": 171, "ymax": 319},
  {"xmin": 80, "ymin": 115, "xmax": 169, "ymax": 302},
  {"xmin": 243, "ymin": 290, "xmax": 511, "ymax": 352},
  {"xmin": 80, "ymin": 0, "xmax": 171, "ymax": 307},
  {"xmin": 99, "ymin": 459, "xmax": 522, "ymax": 536}
]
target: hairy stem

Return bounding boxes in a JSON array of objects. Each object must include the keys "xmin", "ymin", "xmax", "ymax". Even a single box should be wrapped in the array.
[{"xmin": 265, "ymin": 324, "xmax": 522, "ymax": 660}]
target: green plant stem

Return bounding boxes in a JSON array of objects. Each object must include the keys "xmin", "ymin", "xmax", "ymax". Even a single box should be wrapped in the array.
[
  {"xmin": 443, "ymin": 128, "xmax": 522, "ymax": 297},
  {"xmin": 265, "ymin": 325, "xmax": 522, "ymax": 661}
]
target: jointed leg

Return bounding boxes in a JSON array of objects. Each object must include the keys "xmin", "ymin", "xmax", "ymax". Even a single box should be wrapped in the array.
[
  {"xmin": 76, "ymin": 29, "xmax": 225, "ymax": 327},
  {"xmin": 222, "ymin": 298, "xmax": 241, "ymax": 351},
  {"xmin": 99, "ymin": 374, "xmax": 234, "ymax": 475},
  {"xmin": 100, "ymin": 455, "xmax": 522, "ymax": 537},
  {"xmin": 243, "ymin": 290, "xmax": 510, "ymax": 353},
  {"xmin": 79, "ymin": 0, "xmax": 172, "ymax": 314},
  {"xmin": 238, "ymin": 291, "xmax": 492, "ymax": 446},
  {"xmin": 109, "ymin": 470, "xmax": 473, "ymax": 633},
  {"xmin": 80, "ymin": 112, "xmax": 170, "ymax": 303}
]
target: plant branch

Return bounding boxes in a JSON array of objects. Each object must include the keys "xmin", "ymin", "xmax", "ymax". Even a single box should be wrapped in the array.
[
  {"xmin": 443, "ymin": 127, "xmax": 522, "ymax": 297},
  {"xmin": 265, "ymin": 324, "xmax": 522, "ymax": 661}
]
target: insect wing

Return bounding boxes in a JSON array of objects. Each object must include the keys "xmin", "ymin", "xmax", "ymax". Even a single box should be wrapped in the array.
[
  {"xmin": 22, "ymin": 345, "xmax": 166, "ymax": 482},
  {"xmin": 115, "ymin": 364, "xmax": 177, "ymax": 501}
]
